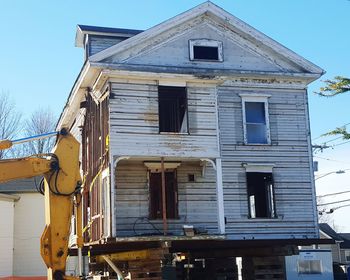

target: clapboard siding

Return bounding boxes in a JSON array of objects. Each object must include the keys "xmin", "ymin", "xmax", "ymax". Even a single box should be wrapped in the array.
[
  {"xmin": 218, "ymin": 86, "xmax": 317, "ymax": 239},
  {"xmin": 88, "ymin": 35, "xmax": 126, "ymax": 57},
  {"xmin": 115, "ymin": 161, "xmax": 218, "ymax": 237},
  {"xmin": 109, "ymin": 81, "xmax": 219, "ymax": 158}
]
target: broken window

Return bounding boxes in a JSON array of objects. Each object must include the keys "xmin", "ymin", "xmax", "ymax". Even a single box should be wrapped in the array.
[
  {"xmin": 246, "ymin": 172, "xmax": 275, "ymax": 218},
  {"xmin": 189, "ymin": 39, "xmax": 223, "ymax": 61},
  {"xmin": 240, "ymin": 94, "xmax": 271, "ymax": 144},
  {"xmin": 158, "ymin": 86, "xmax": 188, "ymax": 133},
  {"xmin": 149, "ymin": 171, "xmax": 178, "ymax": 219}
]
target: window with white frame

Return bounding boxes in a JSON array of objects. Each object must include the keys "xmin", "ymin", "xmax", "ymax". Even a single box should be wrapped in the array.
[
  {"xmin": 345, "ymin": 250, "xmax": 350, "ymax": 262},
  {"xmin": 189, "ymin": 39, "xmax": 223, "ymax": 61},
  {"xmin": 240, "ymin": 94, "xmax": 271, "ymax": 144}
]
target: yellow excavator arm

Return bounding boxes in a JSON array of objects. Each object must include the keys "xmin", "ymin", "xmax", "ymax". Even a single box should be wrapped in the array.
[{"xmin": 0, "ymin": 129, "xmax": 83, "ymax": 280}]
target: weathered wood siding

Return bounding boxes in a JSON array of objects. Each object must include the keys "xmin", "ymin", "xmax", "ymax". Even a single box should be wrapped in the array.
[
  {"xmin": 112, "ymin": 21, "xmax": 301, "ymax": 73},
  {"xmin": 88, "ymin": 35, "xmax": 126, "ymax": 57},
  {"xmin": 217, "ymin": 86, "xmax": 317, "ymax": 239},
  {"xmin": 114, "ymin": 161, "xmax": 218, "ymax": 237},
  {"xmin": 109, "ymin": 80, "xmax": 219, "ymax": 158}
]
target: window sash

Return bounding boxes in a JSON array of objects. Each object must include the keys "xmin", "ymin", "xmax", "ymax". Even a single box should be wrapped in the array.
[{"xmin": 240, "ymin": 94, "xmax": 271, "ymax": 145}]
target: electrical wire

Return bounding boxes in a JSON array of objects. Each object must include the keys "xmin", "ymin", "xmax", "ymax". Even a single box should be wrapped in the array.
[
  {"xmin": 312, "ymin": 122, "xmax": 350, "ymax": 141},
  {"xmin": 317, "ymin": 190, "xmax": 350, "ymax": 198},
  {"xmin": 132, "ymin": 217, "xmax": 162, "ymax": 236},
  {"xmin": 317, "ymin": 198, "xmax": 350, "ymax": 207},
  {"xmin": 332, "ymin": 140, "xmax": 350, "ymax": 147},
  {"xmin": 314, "ymin": 155, "xmax": 350, "ymax": 165},
  {"xmin": 34, "ymin": 153, "xmax": 81, "ymax": 197}
]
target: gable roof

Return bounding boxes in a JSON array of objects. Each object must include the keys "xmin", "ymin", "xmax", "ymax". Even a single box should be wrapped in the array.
[
  {"xmin": 319, "ymin": 223, "xmax": 343, "ymax": 242},
  {"xmin": 339, "ymin": 233, "xmax": 350, "ymax": 249},
  {"xmin": 75, "ymin": 24, "xmax": 143, "ymax": 48},
  {"xmin": 0, "ymin": 178, "xmax": 40, "ymax": 193},
  {"xmin": 89, "ymin": 1, "xmax": 324, "ymax": 75}
]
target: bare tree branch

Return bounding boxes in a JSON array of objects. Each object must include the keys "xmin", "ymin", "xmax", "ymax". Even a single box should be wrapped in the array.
[
  {"xmin": 24, "ymin": 107, "xmax": 57, "ymax": 155},
  {"xmin": 0, "ymin": 92, "xmax": 21, "ymax": 159}
]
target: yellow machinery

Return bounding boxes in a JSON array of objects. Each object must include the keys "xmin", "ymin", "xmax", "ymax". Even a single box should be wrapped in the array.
[{"xmin": 0, "ymin": 129, "xmax": 83, "ymax": 280}]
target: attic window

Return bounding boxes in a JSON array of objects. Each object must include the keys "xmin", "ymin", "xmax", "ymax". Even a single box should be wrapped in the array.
[{"xmin": 189, "ymin": 39, "xmax": 223, "ymax": 62}]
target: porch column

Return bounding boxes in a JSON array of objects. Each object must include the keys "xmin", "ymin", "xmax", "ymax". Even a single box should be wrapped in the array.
[{"xmin": 216, "ymin": 158, "xmax": 225, "ymax": 234}]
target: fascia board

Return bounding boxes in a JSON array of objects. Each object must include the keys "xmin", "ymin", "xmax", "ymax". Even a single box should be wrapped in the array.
[
  {"xmin": 56, "ymin": 62, "xmax": 101, "ymax": 130},
  {"xmin": 91, "ymin": 61, "xmax": 321, "ymax": 82}
]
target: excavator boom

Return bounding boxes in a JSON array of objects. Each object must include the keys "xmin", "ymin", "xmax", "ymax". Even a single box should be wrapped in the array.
[{"xmin": 0, "ymin": 129, "xmax": 83, "ymax": 280}]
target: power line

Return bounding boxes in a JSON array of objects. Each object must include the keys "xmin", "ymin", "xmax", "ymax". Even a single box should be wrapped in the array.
[
  {"xmin": 332, "ymin": 140, "xmax": 350, "ymax": 147},
  {"xmin": 314, "ymin": 155, "xmax": 350, "ymax": 165},
  {"xmin": 317, "ymin": 190, "xmax": 350, "ymax": 198},
  {"xmin": 312, "ymin": 122, "xmax": 350, "ymax": 141},
  {"xmin": 317, "ymin": 198, "xmax": 350, "ymax": 207}
]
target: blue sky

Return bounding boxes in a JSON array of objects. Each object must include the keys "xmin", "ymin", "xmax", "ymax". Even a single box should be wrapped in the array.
[{"xmin": 1, "ymin": 1, "xmax": 350, "ymax": 229}]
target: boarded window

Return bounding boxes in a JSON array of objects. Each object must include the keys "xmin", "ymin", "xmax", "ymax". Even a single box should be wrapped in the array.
[
  {"xmin": 245, "ymin": 102, "xmax": 268, "ymax": 144},
  {"xmin": 149, "ymin": 171, "xmax": 178, "ymax": 219},
  {"xmin": 158, "ymin": 86, "xmax": 187, "ymax": 133},
  {"xmin": 246, "ymin": 172, "xmax": 275, "ymax": 218},
  {"xmin": 298, "ymin": 260, "xmax": 322, "ymax": 274}
]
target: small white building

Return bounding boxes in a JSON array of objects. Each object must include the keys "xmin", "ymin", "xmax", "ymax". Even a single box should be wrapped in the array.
[
  {"xmin": 285, "ymin": 249, "xmax": 334, "ymax": 280},
  {"xmin": 0, "ymin": 179, "xmax": 46, "ymax": 279}
]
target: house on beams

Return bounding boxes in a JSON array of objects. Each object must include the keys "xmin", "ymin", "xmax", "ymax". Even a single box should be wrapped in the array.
[{"xmin": 58, "ymin": 2, "xmax": 327, "ymax": 279}]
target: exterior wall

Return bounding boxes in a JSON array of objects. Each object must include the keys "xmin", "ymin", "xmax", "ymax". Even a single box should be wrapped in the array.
[
  {"xmin": 13, "ymin": 193, "xmax": 46, "ymax": 277},
  {"xmin": 88, "ymin": 35, "xmax": 126, "ymax": 57},
  {"xmin": 319, "ymin": 243, "xmax": 342, "ymax": 264},
  {"xmin": 218, "ymin": 86, "xmax": 317, "ymax": 239},
  {"xmin": 285, "ymin": 250, "xmax": 334, "ymax": 280},
  {"xmin": 0, "ymin": 198, "xmax": 15, "ymax": 277},
  {"xmin": 125, "ymin": 23, "xmax": 284, "ymax": 72},
  {"xmin": 115, "ymin": 160, "xmax": 218, "ymax": 236},
  {"xmin": 109, "ymin": 80, "xmax": 219, "ymax": 158}
]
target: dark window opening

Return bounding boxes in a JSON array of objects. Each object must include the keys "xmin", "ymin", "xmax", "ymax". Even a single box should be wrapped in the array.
[
  {"xmin": 158, "ymin": 86, "xmax": 187, "ymax": 133},
  {"xmin": 246, "ymin": 172, "xmax": 275, "ymax": 218},
  {"xmin": 149, "ymin": 171, "xmax": 178, "ymax": 219},
  {"xmin": 193, "ymin": 46, "xmax": 219, "ymax": 60},
  {"xmin": 188, "ymin": 174, "xmax": 195, "ymax": 182}
]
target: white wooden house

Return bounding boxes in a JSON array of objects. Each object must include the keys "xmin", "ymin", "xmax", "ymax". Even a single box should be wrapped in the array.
[{"xmin": 58, "ymin": 2, "xmax": 328, "ymax": 279}]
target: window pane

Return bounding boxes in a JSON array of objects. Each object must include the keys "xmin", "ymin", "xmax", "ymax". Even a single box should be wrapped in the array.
[
  {"xmin": 298, "ymin": 260, "xmax": 322, "ymax": 274},
  {"xmin": 245, "ymin": 102, "xmax": 265, "ymax": 124},
  {"xmin": 247, "ymin": 123, "xmax": 267, "ymax": 144}
]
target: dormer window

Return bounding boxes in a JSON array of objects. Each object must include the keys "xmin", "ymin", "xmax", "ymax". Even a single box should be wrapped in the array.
[{"xmin": 189, "ymin": 39, "xmax": 223, "ymax": 62}]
